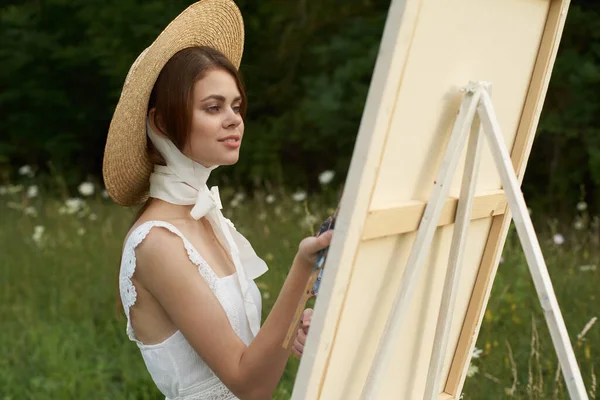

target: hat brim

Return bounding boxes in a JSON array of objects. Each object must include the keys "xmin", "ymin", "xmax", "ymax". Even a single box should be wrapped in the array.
[{"xmin": 103, "ymin": 0, "xmax": 244, "ymax": 206}]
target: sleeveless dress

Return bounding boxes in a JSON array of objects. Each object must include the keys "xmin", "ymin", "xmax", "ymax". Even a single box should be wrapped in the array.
[{"xmin": 119, "ymin": 220, "xmax": 263, "ymax": 400}]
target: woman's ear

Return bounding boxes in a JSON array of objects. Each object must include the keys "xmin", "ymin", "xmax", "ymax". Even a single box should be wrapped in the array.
[{"xmin": 148, "ymin": 107, "xmax": 166, "ymax": 137}]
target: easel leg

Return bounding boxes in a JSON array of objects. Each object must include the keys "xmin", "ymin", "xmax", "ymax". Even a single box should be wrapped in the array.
[
  {"xmin": 423, "ymin": 105, "xmax": 485, "ymax": 399},
  {"xmin": 361, "ymin": 85, "xmax": 484, "ymax": 400},
  {"xmin": 478, "ymin": 89, "xmax": 588, "ymax": 400}
]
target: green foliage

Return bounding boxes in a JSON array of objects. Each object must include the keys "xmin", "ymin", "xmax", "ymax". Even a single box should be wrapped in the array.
[
  {"xmin": 524, "ymin": 4, "xmax": 600, "ymax": 215},
  {"xmin": 0, "ymin": 0, "xmax": 193, "ymax": 186},
  {"xmin": 0, "ymin": 0, "xmax": 598, "ymax": 211},
  {"xmin": 221, "ymin": 0, "xmax": 388, "ymax": 188}
]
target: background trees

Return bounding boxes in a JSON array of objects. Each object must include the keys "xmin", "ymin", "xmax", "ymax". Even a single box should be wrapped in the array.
[{"xmin": 1, "ymin": 0, "xmax": 598, "ymax": 215}]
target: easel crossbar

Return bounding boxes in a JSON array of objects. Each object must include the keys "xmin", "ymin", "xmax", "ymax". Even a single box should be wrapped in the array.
[{"xmin": 362, "ymin": 190, "xmax": 507, "ymax": 240}]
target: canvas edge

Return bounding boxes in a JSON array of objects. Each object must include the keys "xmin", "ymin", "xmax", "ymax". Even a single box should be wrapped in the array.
[{"xmin": 290, "ymin": 0, "xmax": 423, "ymax": 398}]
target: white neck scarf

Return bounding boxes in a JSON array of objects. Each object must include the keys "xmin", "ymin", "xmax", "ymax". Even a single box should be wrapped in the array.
[{"xmin": 146, "ymin": 118, "xmax": 267, "ymax": 336}]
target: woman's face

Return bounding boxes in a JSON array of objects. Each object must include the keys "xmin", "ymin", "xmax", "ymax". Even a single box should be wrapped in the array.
[{"xmin": 185, "ymin": 68, "xmax": 244, "ymax": 167}]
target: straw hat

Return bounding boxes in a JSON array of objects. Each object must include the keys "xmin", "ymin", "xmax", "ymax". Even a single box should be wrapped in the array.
[{"xmin": 102, "ymin": 0, "xmax": 244, "ymax": 206}]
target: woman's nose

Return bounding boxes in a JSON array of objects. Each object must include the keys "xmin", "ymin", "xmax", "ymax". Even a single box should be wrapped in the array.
[{"xmin": 224, "ymin": 108, "xmax": 243, "ymax": 128}]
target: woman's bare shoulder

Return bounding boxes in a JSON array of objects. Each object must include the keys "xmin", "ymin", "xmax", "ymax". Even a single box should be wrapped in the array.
[
  {"xmin": 122, "ymin": 203, "xmax": 199, "ymax": 272},
  {"xmin": 124, "ymin": 208, "xmax": 187, "ymax": 246},
  {"xmin": 133, "ymin": 221, "xmax": 183, "ymax": 255}
]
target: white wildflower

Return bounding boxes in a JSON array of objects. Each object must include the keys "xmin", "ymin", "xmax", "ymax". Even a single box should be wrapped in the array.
[
  {"xmin": 58, "ymin": 206, "xmax": 67, "ymax": 215},
  {"xmin": 262, "ymin": 291, "xmax": 271, "ymax": 300},
  {"xmin": 89, "ymin": 213, "xmax": 97, "ymax": 221},
  {"xmin": 77, "ymin": 227, "xmax": 86, "ymax": 236},
  {"xmin": 65, "ymin": 197, "xmax": 86, "ymax": 214},
  {"xmin": 318, "ymin": 170, "xmax": 335, "ymax": 185},
  {"xmin": 577, "ymin": 201, "xmax": 588, "ymax": 212},
  {"xmin": 292, "ymin": 190, "xmax": 307, "ymax": 202},
  {"xmin": 230, "ymin": 198, "xmax": 240, "ymax": 208},
  {"xmin": 7, "ymin": 184, "xmax": 23, "ymax": 194},
  {"xmin": 256, "ymin": 281, "xmax": 270, "ymax": 290},
  {"xmin": 24, "ymin": 206, "xmax": 37, "ymax": 217},
  {"xmin": 19, "ymin": 165, "xmax": 34, "ymax": 177},
  {"xmin": 579, "ymin": 265, "xmax": 597, "ymax": 272},
  {"xmin": 265, "ymin": 194, "xmax": 276, "ymax": 204},
  {"xmin": 26, "ymin": 185, "xmax": 39, "ymax": 198},
  {"xmin": 303, "ymin": 214, "xmax": 318, "ymax": 228},
  {"xmin": 65, "ymin": 197, "xmax": 85, "ymax": 210},
  {"xmin": 471, "ymin": 346, "xmax": 483, "ymax": 359},
  {"xmin": 574, "ymin": 218, "xmax": 585, "ymax": 230},
  {"xmin": 466, "ymin": 363, "xmax": 479, "ymax": 378},
  {"xmin": 258, "ymin": 212, "xmax": 267, "ymax": 221},
  {"xmin": 0, "ymin": 186, "xmax": 7, "ymax": 195},
  {"xmin": 552, "ymin": 233, "xmax": 565, "ymax": 245},
  {"xmin": 101, "ymin": 189, "xmax": 109, "ymax": 199},
  {"xmin": 78, "ymin": 182, "xmax": 95, "ymax": 197},
  {"xmin": 233, "ymin": 192, "xmax": 245, "ymax": 203},
  {"xmin": 32, "ymin": 225, "xmax": 45, "ymax": 244},
  {"xmin": 499, "ymin": 256, "xmax": 505, "ymax": 264}
]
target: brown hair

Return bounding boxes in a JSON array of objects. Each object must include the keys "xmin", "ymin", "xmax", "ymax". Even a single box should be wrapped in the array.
[{"xmin": 115, "ymin": 46, "xmax": 247, "ymax": 318}]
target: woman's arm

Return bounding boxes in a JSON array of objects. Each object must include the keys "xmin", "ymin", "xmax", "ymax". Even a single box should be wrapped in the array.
[
  {"xmin": 236, "ymin": 250, "xmax": 315, "ymax": 398},
  {"xmin": 135, "ymin": 227, "xmax": 332, "ymax": 400}
]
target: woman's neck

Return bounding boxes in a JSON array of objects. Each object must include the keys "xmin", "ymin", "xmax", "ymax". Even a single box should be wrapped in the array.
[{"xmin": 143, "ymin": 198, "xmax": 197, "ymax": 222}]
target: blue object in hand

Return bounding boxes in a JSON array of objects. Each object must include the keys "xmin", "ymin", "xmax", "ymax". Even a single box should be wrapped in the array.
[{"xmin": 311, "ymin": 212, "xmax": 337, "ymax": 296}]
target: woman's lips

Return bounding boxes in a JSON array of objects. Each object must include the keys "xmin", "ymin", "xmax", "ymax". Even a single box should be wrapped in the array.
[
  {"xmin": 221, "ymin": 139, "xmax": 240, "ymax": 149},
  {"xmin": 218, "ymin": 135, "xmax": 241, "ymax": 148}
]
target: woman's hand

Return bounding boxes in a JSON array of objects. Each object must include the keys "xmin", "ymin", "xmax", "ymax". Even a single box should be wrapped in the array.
[
  {"xmin": 292, "ymin": 308, "xmax": 313, "ymax": 358},
  {"xmin": 296, "ymin": 230, "xmax": 333, "ymax": 268}
]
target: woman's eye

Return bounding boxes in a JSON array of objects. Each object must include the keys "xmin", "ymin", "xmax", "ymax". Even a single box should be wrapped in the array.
[
  {"xmin": 206, "ymin": 105, "xmax": 220, "ymax": 113},
  {"xmin": 232, "ymin": 106, "xmax": 241, "ymax": 114}
]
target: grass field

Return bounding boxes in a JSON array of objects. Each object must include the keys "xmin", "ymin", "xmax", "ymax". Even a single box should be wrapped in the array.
[{"xmin": 1, "ymin": 178, "xmax": 598, "ymax": 399}]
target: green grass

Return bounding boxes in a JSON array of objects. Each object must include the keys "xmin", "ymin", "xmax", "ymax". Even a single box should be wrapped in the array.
[{"xmin": 1, "ymin": 182, "xmax": 598, "ymax": 399}]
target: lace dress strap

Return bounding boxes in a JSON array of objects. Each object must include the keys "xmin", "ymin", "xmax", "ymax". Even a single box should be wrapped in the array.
[{"xmin": 119, "ymin": 220, "xmax": 223, "ymax": 343}]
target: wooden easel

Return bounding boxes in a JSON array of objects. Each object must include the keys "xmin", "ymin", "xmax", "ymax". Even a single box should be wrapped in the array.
[{"xmin": 360, "ymin": 82, "xmax": 588, "ymax": 400}]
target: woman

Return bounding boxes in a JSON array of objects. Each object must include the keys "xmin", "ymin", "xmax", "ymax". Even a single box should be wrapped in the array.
[{"xmin": 102, "ymin": 1, "xmax": 329, "ymax": 399}]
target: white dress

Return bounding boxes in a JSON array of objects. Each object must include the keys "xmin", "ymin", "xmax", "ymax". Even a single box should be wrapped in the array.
[{"xmin": 119, "ymin": 220, "xmax": 263, "ymax": 400}]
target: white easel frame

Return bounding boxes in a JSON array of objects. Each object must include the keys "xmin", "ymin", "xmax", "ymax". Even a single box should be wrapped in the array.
[{"xmin": 361, "ymin": 82, "xmax": 588, "ymax": 400}]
